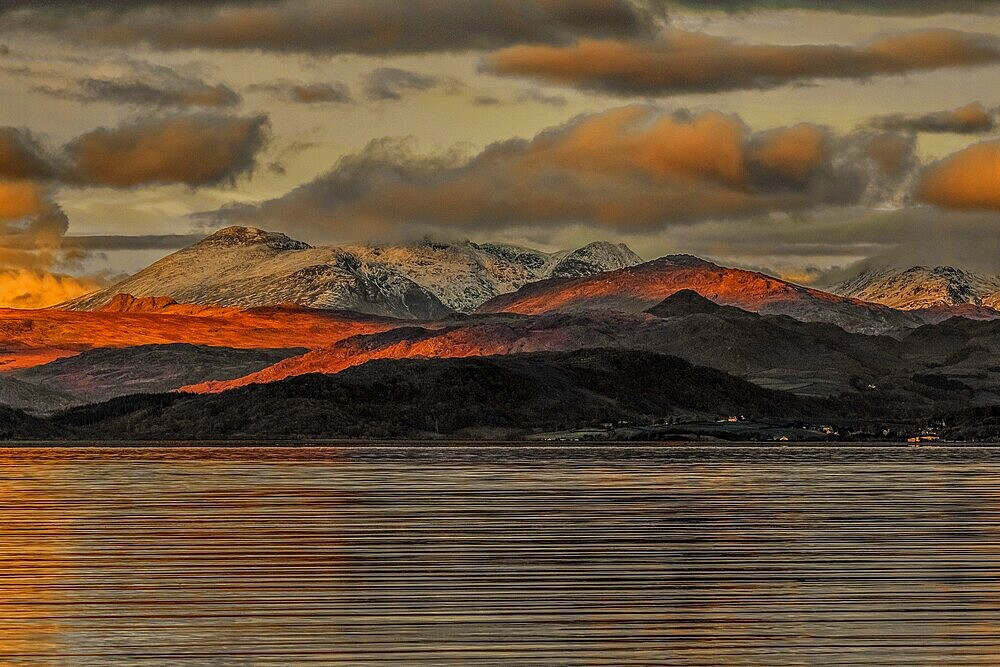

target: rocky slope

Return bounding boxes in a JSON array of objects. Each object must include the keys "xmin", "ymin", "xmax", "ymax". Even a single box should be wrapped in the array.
[
  {"xmin": 478, "ymin": 255, "xmax": 924, "ymax": 335},
  {"xmin": 63, "ymin": 227, "xmax": 642, "ymax": 318},
  {"xmin": 833, "ymin": 266, "xmax": 1000, "ymax": 310}
]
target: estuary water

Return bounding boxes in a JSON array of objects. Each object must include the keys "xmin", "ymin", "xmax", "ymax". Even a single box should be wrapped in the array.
[{"xmin": 2, "ymin": 444, "xmax": 1000, "ymax": 665}]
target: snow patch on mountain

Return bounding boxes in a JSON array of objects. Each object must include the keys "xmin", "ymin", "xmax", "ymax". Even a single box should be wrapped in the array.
[{"xmin": 833, "ymin": 266, "xmax": 1000, "ymax": 310}]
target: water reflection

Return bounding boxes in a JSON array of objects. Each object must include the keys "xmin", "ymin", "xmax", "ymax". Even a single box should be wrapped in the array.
[{"xmin": 0, "ymin": 446, "xmax": 997, "ymax": 664}]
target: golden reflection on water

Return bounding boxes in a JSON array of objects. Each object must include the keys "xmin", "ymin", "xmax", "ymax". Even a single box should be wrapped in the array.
[{"xmin": 0, "ymin": 446, "xmax": 998, "ymax": 665}]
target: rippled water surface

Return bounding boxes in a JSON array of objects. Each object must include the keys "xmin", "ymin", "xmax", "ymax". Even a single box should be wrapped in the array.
[{"xmin": 3, "ymin": 444, "xmax": 1000, "ymax": 665}]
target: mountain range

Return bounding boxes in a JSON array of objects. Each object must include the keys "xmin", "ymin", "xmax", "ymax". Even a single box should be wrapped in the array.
[
  {"xmin": 65, "ymin": 226, "xmax": 642, "ymax": 318},
  {"xmin": 0, "ymin": 226, "xmax": 997, "ymax": 439}
]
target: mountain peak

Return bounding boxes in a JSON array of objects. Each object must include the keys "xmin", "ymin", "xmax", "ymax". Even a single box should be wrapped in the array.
[
  {"xmin": 199, "ymin": 226, "xmax": 312, "ymax": 251},
  {"xmin": 646, "ymin": 289, "xmax": 751, "ymax": 319}
]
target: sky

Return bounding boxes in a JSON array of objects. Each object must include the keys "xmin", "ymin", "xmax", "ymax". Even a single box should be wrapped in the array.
[{"xmin": 0, "ymin": 0, "xmax": 998, "ymax": 307}]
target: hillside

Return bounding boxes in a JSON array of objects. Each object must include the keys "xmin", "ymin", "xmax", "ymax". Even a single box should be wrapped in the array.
[
  {"xmin": 0, "ymin": 300, "xmax": 395, "ymax": 371},
  {"xmin": 12, "ymin": 344, "xmax": 306, "ymax": 412},
  {"xmin": 479, "ymin": 255, "xmax": 924, "ymax": 335},
  {"xmin": 41, "ymin": 349, "xmax": 824, "ymax": 440}
]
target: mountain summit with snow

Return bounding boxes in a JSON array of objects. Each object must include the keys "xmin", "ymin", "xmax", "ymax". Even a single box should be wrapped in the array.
[
  {"xmin": 64, "ymin": 227, "xmax": 642, "ymax": 319},
  {"xmin": 832, "ymin": 266, "xmax": 1000, "ymax": 310}
]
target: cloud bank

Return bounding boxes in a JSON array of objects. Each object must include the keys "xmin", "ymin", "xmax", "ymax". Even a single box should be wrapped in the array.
[
  {"xmin": 0, "ymin": 0, "xmax": 667, "ymax": 54},
  {"xmin": 485, "ymin": 29, "xmax": 1000, "ymax": 96},
  {"xmin": 208, "ymin": 106, "xmax": 917, "ymax": 242}
]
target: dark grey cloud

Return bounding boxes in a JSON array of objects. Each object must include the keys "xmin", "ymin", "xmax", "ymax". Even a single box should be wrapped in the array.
[
  {"xmin": 486, "ymin": 29, "xmax": 1000, "ymax": 96},
  {"xmin": 364, "ymin": 68, "xmax": 460, "ymax": 101},
  {"xmin": 0, "ymin": 0, "xmax": 667, "ymax": 54},
  {"xmin": 866, "ymin": 102, "xmax": 996, "ymax": 134},
  {"xmin": 470, "ymin": 89, "xmax": 567, "ymax": 108},
  {"xmin": 0, "ymin": 127, "xmax": 53, "ymax": 180},
  {"xmin": 472, "ymin": 95, "xmax": 502, "ymax": 107},
  {"xmin": 809, "ymin": 209, "xmax": 1000, "ymax": 282},
  {"xmin": 249, "ymin": 79, "xmax": 352, "ymax": 104},
  {"xmin": 37, "ymin": 76, "xmax": 240, "ymax": 108},
  {"xmin": 10, "ymin": 56, "xmax": 241, "ymax": 109},
  {"xmin": 203, "ymin": 106, "xmax": 918, "ymax": 242},
  {"xmin": 514, "ymin": 88, "xmax": 568, "ymax": 107},
  {"xmin": 61, "ymin": 233, "xmax": 206, "ymax": 251}
]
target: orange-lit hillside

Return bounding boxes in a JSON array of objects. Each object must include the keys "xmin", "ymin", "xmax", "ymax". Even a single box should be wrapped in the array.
[
  {"xmin": 0, "ymin": 295, "xmax": 400, "ymax": 371},
  {"xmin": 183, "ymin": 312, "xmax": 642, "ymax": 393},
  {"xmin": 480, "ymin": 255, "xmax": 859, "ymax": 315}
]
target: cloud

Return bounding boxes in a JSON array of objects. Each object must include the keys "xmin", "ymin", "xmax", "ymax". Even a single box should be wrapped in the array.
[
  {"xmin": 515, "ymin": 88, "xmax": 568, "ymax": 107},
  {"xmin": 472, "ymin": 95, "xmax": 502, "ymax": 107},
  {"xmin": 0, "ymin": 128, "xmax": 53, "ymax": 180},
  {"xmin": 62, "ymin": 114, "xmax": 270, "ymax": 188},
  {"xmin": 249, "ymin": 79, "xmax": 352, "ymax": 104},
  {"xmin": 60, "ymin": 233, "xmax": 206, "ymax": 251},
  {"xmin": 917, "ymin": 140, "xmax": 1000, "ymax": 210},
  {"xmin": 0, "ymin": 268, "xmax": 100, "ymax": 309},
  {"xmin": 0, "ymin": 180, "xmax": 105, "ymax": 308},
  {"xmin": 364, "ymin": 68, "xmax": 461, "ymax": 101},
  {"xmin": 43, "ymin": 76, "xmax": 241, "ymax": 108},
  {"xmin": 866, "ymin": 102, "xmax": 996, "ymax": 134},
  {"xmin": 485, "ymin": 29, "xmax": 1000, "ymax": 96},
  {"xmin": 471, "ymin": 88, "xmax": 568, "ymax": 108},
  {"xmin": 0, "ymin": 181, "xmax": 50, "ymax": 221},
  {"xmin": 665, "ymin": 0, "xmax": 998, "ymax": 14},
  {"xmin": 206, "ymin": 105, "xmax": 918, "ymax": 241},
  {"xmin": 0, "ymin": 0, "xmax": 667, "ymax": 54},
  {"xmin": 6, "ymin": 53, "xmax": 241, "ymax": 109}
]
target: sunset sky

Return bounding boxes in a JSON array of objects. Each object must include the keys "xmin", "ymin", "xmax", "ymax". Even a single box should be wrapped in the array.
[{"xmin": 1, "ymin": 0, "xmax": 999, "ymax": 306}]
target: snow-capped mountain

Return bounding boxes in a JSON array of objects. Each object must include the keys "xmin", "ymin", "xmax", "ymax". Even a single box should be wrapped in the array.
[
  {"xmin": 63, "ymin": 227, "xmax": 642, "ymax": 318},
  {"xmin": 832, "ymin": 266, "xmax": 1000, "ymax": 310}
]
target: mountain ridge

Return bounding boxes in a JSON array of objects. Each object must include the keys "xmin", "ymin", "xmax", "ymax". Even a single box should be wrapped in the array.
[
  {"xmin": 832, "ymin": 265, "xmax": 1000, "ymax": 311},
  {"xmin": 63, "ymin": 227, "xmax": 643, "ymax": 318}
]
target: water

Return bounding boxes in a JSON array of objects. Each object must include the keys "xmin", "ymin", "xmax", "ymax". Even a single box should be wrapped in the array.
[{"xmin": 2, "ymin": 444, "xmax": 1000, "ymax": 665}]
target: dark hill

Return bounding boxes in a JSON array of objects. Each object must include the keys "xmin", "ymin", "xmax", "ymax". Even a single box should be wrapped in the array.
[{"xmin": 41, "ymin": 349, "xmax": 823, "ymax": 440}]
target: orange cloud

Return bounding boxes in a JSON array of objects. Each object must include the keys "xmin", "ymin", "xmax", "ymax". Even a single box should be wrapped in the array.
[
  {"xmin": 219, "ymin": 106, "xmax": 916, "ymax": 238},
  {"xmin": 749, "ymin": 124, "xmax": 828, "ymax": 184},
  {"xmin": 485, "ymin": 29, "xmax": 1000, "ymax": 95},
  {"xmin": 64, "ymin": 115, "xmax": 269, "ymax": 188},
  {"xmin": 0, "ymin": 181, "xmax": 48, "ymax": 220},
  {"xmin": 0, "ymin": 269, "xmax": 100, "ymax": 309},
  {"xmin": 917, "ymin": 140, "xmax": 1000, "ymax": 210}
]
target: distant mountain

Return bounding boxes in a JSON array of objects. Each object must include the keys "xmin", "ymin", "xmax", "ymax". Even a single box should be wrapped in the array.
[
  {"xmin": 832, "ymin": 266, "xmax": 1000, "ymax": 310},
  {"xmin": 63, "ymin": 227, "xmax": 642, "ymax": 319},
  {"xmin": 478, "ymin": 255, "xmax": 924, "ymax": 335}
]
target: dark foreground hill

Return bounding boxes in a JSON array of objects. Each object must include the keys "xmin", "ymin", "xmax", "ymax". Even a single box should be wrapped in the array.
[{"xmin": 8, "ymin": 349, "xmax": 838, "ymax": 440}]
